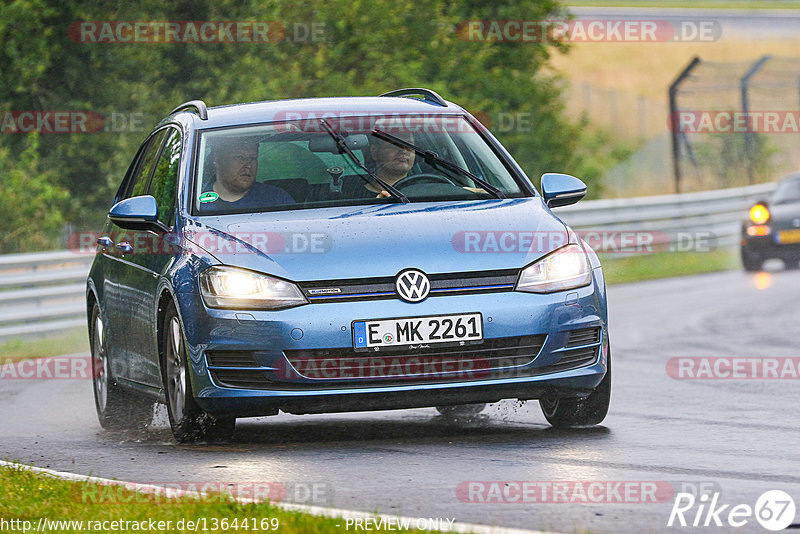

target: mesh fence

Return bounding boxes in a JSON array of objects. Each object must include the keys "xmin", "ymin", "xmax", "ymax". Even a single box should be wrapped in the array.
[{"xmin": 673, "ymin": 55, "xmax": 800, "ymax": 193}]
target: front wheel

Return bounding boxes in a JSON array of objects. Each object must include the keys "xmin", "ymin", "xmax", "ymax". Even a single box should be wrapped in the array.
[
  {"xmin": 540, "ymin": 349, "xmax": 611, "ymax": 427},
  {"xmin": 162, "ymin": 303, "xmax": 235, "ymax": 443},
  {"xmin": 741, "ymin": 249, "xmax": 762, "ymax": 272}
]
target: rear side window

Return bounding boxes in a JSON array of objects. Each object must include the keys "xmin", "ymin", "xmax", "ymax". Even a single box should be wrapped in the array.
[
  {"xmin": 125, "ymin": 129, "xmax": 168, "ymax": 199},
  {"xmin": 148, "ymin": 128, "xmax": 182, "ymax": 226}
]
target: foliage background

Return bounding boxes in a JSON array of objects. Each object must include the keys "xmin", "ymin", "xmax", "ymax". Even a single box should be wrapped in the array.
[{"xmin": 0, "ymin": 0, "xmax": 614, "ymax": 253}]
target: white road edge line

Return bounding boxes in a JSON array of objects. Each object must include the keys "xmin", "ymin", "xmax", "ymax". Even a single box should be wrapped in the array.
[{"xmin": 0, "ymin": 460, "xmax": 562, "ymax": 534}]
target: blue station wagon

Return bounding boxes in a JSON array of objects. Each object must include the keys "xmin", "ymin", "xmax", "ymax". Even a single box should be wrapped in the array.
[{"xmin": 86, "ymin": 88, "xmax": 611, "ymax": 442}]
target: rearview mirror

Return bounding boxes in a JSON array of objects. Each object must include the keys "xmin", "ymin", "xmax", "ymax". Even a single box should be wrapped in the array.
[
  {"xmin": 541, "ymin": 173, "xmax": 587, "ymax": 208},
  {"xmin": 308, "ymin": 134, "xmax": 369, "ymax": 153},
  {"xmin": 108, "ymin": 195, "xmax": 163, "ymax": 231}
]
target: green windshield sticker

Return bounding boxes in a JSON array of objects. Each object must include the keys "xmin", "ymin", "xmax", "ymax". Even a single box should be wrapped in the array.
[{"xmin": 199, "ymin": 191, "xmax": 219, "ymax": 203}]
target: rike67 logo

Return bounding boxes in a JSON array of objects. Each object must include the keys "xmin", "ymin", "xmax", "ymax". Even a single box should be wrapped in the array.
[{"xmin": 668, "ymin": 490, "xmax": 796, "ymax": 530}]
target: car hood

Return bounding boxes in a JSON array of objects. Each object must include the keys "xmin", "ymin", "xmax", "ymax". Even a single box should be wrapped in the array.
[
  {"xmin": 186, "ymin": 198, "xmax": 569, "ymax": 281},
  {"xmin": 767, "ymin": 200, "xmax": 800, "ymax": 226}
]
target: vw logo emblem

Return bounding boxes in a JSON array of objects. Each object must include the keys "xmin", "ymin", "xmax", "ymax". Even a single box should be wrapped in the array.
[{"xmin": 395, "ymin": 269, "xmax": 430, "ymax": 303}]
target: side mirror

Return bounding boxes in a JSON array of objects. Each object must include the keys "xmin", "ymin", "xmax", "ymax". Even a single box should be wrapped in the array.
[
  {"xmin": 541, "ymin": 173, "xmax": 587, "ymax": 208},
  {"xmin": 108, "ymin": 195, "xmax": 163, "ymax": 231}
]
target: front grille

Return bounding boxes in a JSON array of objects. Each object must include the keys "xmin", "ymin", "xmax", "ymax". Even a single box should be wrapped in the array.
[
  {"xmin": 283, "ymin": 334, "xmax": 547, "ymax": 382},
  {"xmin": 299, "ymin": 269, "xmax": 518, "ymax": 303},
  {"xmin": 566, "ymin": 327, "xmax": 601, "ymax": 347},
  {"xmin": 206, "ymin": 351, "xmax": 260, "ymax": 367}
]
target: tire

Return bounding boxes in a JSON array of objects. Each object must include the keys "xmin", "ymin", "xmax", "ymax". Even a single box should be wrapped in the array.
[
  {"xmin": 436, "ymin": 404, "xmax": 486, "ymax": 418},
  {"xmin": 741, "ymin": 249, "xmax": 762, "ymax": 272},
  {"xmin": 540, "ymin": 349, "xmax": 611, "ymax": 427},
  {"xmin": 90, "ymin": 303, "xmax": 154, "ymax": 430},
  {"xmin": 783, "ymin": 258, "xmax": 800, "ymax": 270},
  {"xmin": 161, "ymin": 303, "xmax": 235, "ymax": 443}
]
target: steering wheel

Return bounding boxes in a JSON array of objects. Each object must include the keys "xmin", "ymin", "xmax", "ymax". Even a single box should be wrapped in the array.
[{"xmin": 392, "ymin": 173, "xmax": 460, "ymax": 189}]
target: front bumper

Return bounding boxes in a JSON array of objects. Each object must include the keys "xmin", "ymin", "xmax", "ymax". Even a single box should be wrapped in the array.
[
  {"xmin": 742, "ymin": 228, "xmax": 800, "ymax": 260},
  {"xmin": 175, "ymin": 270, "xmax": 608, "ymax": 418}
]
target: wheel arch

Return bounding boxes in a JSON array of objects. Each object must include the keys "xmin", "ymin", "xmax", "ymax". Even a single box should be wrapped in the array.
[
  {"xmin": 86, "ymin": 283, "xmax": 99, "ymax": 338},
  {"xmin": 156, "ymin": 285, "xmax": 179, "ymax": 366}
]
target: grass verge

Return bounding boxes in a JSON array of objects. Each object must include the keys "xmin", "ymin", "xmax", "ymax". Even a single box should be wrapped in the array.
[
  {"xmin": 0, "ymin": 327, "xmax": 88, "ymax": 362},
  {"xmin": 0, "ymin": 464, "xmax": 432, "ymax": 534},
  {"xmin": 602, "ymin": 249, "xmax": 739, "ymax": 285}
]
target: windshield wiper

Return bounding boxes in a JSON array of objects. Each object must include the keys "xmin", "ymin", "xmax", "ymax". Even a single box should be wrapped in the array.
[
  {"xmin": 319, "ymin": 120, "xmax": 409, "ymax": 203},
  {"xmin": 371, "ymin": 129, "xmax": 506, "ymax": 199}
]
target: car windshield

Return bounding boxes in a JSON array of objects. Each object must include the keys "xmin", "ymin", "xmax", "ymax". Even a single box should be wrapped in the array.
[
  {"xmin": 772, "ymin": 178, "xmax": 800, "ymax": 204},
  {"xmin": 193, "ymin": 115, "xmax": 525, "ymax": 215}
]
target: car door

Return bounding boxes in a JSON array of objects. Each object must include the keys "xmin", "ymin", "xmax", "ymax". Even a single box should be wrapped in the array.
[
  {"xmin": 103, "ymin": 128, "xmax": 168, "ymax": 386},
  {"xmin": 132, "ymin": 126, "xmax": 183, "ymax": 387}
]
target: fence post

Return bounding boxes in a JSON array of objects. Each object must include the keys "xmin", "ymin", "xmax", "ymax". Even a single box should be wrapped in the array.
[
  {"xmin": 740, "ymin": 55, "xmax": 770, "ymax": 184},
  {"xmin": 669, "ymin": 56, "xmax": 702, "ymax": 194}
]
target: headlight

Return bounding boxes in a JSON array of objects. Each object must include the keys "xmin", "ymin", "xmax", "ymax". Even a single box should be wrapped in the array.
[
  {"xmin": 516, "ymin": 244, "xmax": 592, "ymax": 293},
  {"xmin": 199, "ymin": 266, "xmax": 307, "ymax": 310},
  {"xmin": 749, "ymin": 204, "xmax": 770, "ymax": 224}
]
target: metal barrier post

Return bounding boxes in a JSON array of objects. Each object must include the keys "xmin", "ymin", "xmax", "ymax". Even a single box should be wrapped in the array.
[{"xmin": 669, "ymin": 56, "xmax": 702, "ymax": 194}]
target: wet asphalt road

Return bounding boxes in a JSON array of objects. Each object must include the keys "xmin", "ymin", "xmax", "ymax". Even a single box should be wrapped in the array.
[{"xmin": 2, "ymin": 269, "xmax": 800, "ymax": 533}]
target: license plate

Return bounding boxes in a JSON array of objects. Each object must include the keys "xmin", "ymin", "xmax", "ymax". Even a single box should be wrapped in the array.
[
  {"xmin": 352, "ymin": 313, "xmax": 483, "ymax": 352},
  {"xmin": 778, "ymin": 229, "xmax": 800, "ymax": 244}
]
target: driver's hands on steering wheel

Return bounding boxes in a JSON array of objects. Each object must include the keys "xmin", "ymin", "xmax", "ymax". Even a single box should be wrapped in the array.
[
  {"xmin": 371, "ymin": 174, "xmax": 486, "ymax": 198},
  {"xmin": 376, "ymin": 186, "xmax": 483, "ymax": 198}
]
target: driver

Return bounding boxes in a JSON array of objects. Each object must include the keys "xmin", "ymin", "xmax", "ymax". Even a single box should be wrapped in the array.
[
  {"xmin": 343, "ymin": 129, "xmax": 486, "ymax": 199},
  {"xmin": 343, "ymin": 132, "xmax": 416, "ymax": 199}
]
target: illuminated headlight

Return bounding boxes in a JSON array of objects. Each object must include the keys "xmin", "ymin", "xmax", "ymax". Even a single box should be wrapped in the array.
[
  {"xmin": 749, "ymin": 204, "xmax": 770, "ymax": 224},
  {"xmin": 199, "ymin": 266, "xmax": 307, "ymax": 310},
  {"xmin": 516, "ymin": 244, "xmax": 592, "ymax": 293}
]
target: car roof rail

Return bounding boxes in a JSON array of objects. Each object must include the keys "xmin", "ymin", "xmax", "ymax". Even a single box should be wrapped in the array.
[
  {"xmin": 379, "ymin": 88, "xmax": 448, "ymax": 107},
  {"xmin": 170, "ymin": 99, "xmax": 209, "ymax": 120}
]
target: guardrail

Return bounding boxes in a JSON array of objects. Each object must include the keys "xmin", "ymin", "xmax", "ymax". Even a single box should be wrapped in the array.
[
  {"xmin": 0, "ymin": 251, "xmax": 93, "ymax": 340},
  {"xmin": 557, "ymin": 182, "xmax": 776, "ymax": 252},
  {"xmin": 0, "ymin": 182, "xmax": 776, "ymax": 341}
]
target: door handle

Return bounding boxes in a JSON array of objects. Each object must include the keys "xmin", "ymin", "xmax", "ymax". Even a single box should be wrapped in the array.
[
  {"xmin": 116, "ymin": 241, "xmax": 133, "ymax": 254},
  {"xmin": 96, "ymin": 236, "xmax": 113, "ymax": 248}
]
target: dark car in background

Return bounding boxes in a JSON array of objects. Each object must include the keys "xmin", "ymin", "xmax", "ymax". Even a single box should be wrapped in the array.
[{"xmin": 741, "ymin": 173, "xmax": 800, "ymax": 271}]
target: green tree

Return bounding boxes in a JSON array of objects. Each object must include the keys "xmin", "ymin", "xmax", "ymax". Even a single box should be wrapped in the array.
[{"xmin": 0, "ymin": 133, "xmax": 68, "ymax": 253}]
